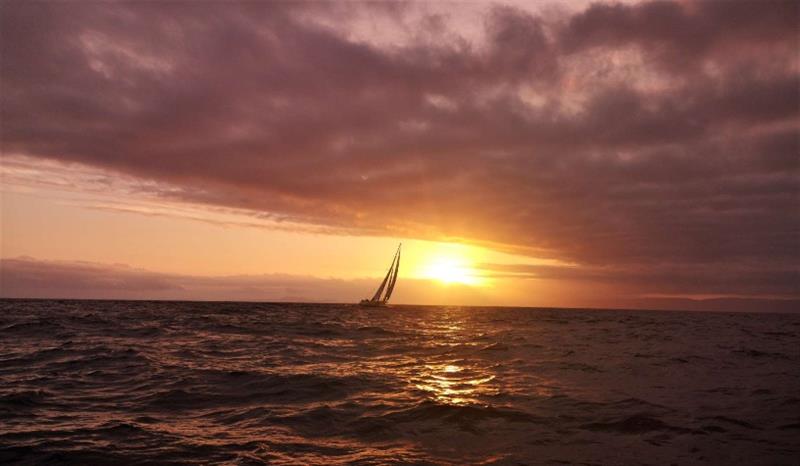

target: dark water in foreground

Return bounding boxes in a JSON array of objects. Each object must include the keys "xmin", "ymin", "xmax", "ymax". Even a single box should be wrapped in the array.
[{"xmin": 1, "ymin": 300, "xmax": 798, "ymax": 465}]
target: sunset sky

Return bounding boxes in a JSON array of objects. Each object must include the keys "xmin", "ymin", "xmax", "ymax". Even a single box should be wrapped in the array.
[{"xmin": 1, "ymin": 1, "xmax": 798, "ymax": 311}]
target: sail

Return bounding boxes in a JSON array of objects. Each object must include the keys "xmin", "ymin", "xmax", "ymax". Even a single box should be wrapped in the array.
[
  {"xmin": 381, "ymin": 254, "xmax": 396, "ymax": 302},
  {"xmin": 370, "ymin": 247, "xmax": 398, "ymax": 302},
  {"xmin": 383, "ymin": 245, "xmax": 400, "ymax": 302}
]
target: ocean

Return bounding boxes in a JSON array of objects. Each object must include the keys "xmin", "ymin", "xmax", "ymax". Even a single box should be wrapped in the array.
[{"xmin": 1, "ymin": 300, "xmax": 798, "ymax": 465}]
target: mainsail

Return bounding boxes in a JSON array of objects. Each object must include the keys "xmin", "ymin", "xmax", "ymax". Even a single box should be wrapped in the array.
[
  {"xmin": 364, "ymin": 244, "xmax": 401, "ymax": 305},
  {"xmin": 384, "ymin": 245, "xmax": 401, "ymax": 302}
]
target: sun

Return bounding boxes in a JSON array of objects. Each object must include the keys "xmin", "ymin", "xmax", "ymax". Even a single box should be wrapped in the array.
[{"xmin": 421, "ymin": 254, "xmax": 482, "ymax": 286}]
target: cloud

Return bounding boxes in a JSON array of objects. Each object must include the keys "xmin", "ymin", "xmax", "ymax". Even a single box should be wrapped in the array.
[
  {"xmin": 0, "ymin": 257, "xmax": 490, "ymax": 305},
  {"xmin": 560, "ymin": 1, "xmax": 798, "ymax": 72},
  {"xmin": 1, "ymin": 1, "xmax": 797, "ymax": 298},
  {"xmin": 479, "ymin": 261, "xmax": 800, "ymax": 298},
  {"xmin": 2, "ymin": 257, "xmax": 797, "ymax": 313}
]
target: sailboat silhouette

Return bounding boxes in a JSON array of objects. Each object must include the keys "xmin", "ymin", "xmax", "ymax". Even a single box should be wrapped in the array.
[{"xmin": 359, "ymin": 244, "xmax": 401, "ymax": 307}]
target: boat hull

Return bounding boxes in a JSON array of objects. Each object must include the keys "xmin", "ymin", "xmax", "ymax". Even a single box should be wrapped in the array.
[{"xmin": 358, "ymin": 299, "xmax": 387, "ymax": 307}]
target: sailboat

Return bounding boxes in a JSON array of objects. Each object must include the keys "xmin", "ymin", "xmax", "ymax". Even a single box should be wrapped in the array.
[{"xmin": 359, "ymin": 244, "xmax": 401, "ymax": 307}]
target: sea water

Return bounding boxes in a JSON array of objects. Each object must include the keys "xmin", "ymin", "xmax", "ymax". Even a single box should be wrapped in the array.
[{"xmin": 1, "ymin": 300, "xmax": 798, "ymax": 465}]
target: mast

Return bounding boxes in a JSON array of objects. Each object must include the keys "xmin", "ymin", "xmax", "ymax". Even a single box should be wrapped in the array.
[
  {"xmin": 370, "ymin": 247, "xmax": 399, "ymax": 302},
  {"xmin": 383, "ymin": 244, "xmax": 401, "ymax": 302}
]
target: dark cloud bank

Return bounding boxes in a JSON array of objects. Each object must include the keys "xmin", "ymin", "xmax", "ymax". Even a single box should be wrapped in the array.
[{"xmin": 1, "ymin": 1, "xmax": 798, "ymax": 302}]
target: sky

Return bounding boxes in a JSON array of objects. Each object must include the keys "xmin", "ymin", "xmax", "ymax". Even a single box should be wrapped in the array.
[{"xmin": 1, "ymin": 0, "xmax": 798, "ymax": 311}]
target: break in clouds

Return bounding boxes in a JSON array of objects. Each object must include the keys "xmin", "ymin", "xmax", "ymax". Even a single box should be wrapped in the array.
[{"xmin": 2, "ymin": 1, "xmax": 798, "ymax": 298}]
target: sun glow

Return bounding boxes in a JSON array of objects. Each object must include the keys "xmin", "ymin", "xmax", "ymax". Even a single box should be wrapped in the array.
[{"xmin": 419, "ymin": 246, "xmax": 483, "ymax": 286}]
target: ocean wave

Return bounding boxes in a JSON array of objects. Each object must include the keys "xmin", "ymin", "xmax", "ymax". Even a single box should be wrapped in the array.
[
  {"xmin": 380, "ymin": 400, "xmax": 540, "ymax": 428},
  {"xmin": 139, "ymin": 372, "xmax": 384, "ymax": 411},
  {"xmin": 580, "ymin": 413, "xmax": 692, "ymax": 434},
  {"xmin": 0, "ymin": 390, "xmax": 52, "ymax": 409}
]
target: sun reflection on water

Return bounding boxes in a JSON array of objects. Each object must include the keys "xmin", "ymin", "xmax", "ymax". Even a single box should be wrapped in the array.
[
  {"xmin": 404, "ymin": 310, "xmax": 502, "ymax": 405},
  {"xmin": 443, "ymin": 364, "xmax": 460, "ymax": 373},
  {"xmin": 413, "ymin": 361, "xmax": 498, "ymax": 405}
]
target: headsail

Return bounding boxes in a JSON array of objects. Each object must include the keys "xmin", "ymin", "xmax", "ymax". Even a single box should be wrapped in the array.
[{"xmin": 383, "ymin": 244, "xmax": 401, "ymax": 302}]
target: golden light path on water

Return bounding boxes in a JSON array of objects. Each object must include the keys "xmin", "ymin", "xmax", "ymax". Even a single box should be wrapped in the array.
[
  {"xmin": 409, "ymin": 318, "xmax": 498, "ymax": 405},
  {"xmin": 400, "ymin": 309, "xmax": 556, "ymax": 408},
  {"xmin": 414, "ymin": 362, "xmax": 497, "ymax": 405}
]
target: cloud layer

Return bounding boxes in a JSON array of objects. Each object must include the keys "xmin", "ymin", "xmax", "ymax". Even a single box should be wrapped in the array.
[
  {"xmin": 2, "ymin": 257, "xmax": 797, "ymax": 313},
  {"xmin": 0, "ymin": 257, "xmax": 492, "ymax": 306},
  {"xmin": 2, "ymin": 1, "xmax": 798, "ymax": 298}
]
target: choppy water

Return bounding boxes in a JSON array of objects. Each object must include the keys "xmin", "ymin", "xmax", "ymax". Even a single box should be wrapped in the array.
[{"xmin": 1, "ymin": 300, "xmax": 798, "ymax": 465}]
